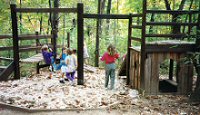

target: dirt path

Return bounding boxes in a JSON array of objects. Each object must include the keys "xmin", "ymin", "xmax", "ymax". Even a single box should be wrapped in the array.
[{"xmin": 0, "ymin": 68, "xmax": 199, "ymax": 114}]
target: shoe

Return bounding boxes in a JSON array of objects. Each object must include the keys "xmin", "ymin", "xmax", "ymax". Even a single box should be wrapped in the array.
[
  {"xmin": 64, "ymin": 78, "xmax": 69, "ymax": 81},
  {"xmin": 70, "ymin": 81, "xmax": 75, "ymax": 86},
  {"xmin": 59, "ymin": 79, "xmax": 65, "ymax": 84},
  {"xmin": 49, "ymin": 66, "xmax": 53, "ymax": 71}
]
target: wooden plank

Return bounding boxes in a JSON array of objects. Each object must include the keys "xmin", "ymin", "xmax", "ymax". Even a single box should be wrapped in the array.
[
  {"xmin": 131, "ymin": 14, "xmax": 143, "ymax": 17},
  {"xmin": 0, "ymin": 61, "xmax": 14, "ymax": 81},
  {"xmin": 150, "ymin": 53, "xmax": 159, "ymax": 94},
  {"xmin": 146, "ymin": 22, "xmax": 197, "ymax": 26},
  {"xmin": 0, "ymin": 34, "xmax": 52, "ymax": 40},
  {"xmin": 0, "ymin": 57, "xmax": 13, "ymax": 61},
  {"xmin": 131, "ymin": 25, "xmax": 142, "ymax": 29},
  {"xmin": 0, "ymin": 66, "xmax": 7, "ymax": 72},
  {"xmin": 135, "ymin": 51, "xmax": 139, "ymax": 89},
  {"xmin": 145, "ymin": 44, "xmax": 196, "ymax": 53},
  {"xmin": 146, "ymin": 10, "xmax": 199, "ymax": 14},
  {"xmin": 84, "ymin": 64, "xmax": 96, "ymax": 73},
  {"xmin": 19, "ymin": 34, "xmax": 52, "ymax": 40},
  {"xmin": 77, "ymin": 3, "xmax": 84, "ymax": 85},
  {"xmin": 130, "ymin": 37, "xmax": 142, "ymax": 42},
  {"xmin": 0, "ymin": 35, "xmax": 12, "ymax": 39},
  {"xmin": 144, "ymin": 54, "xmax": 151, "ymax": 94},
  {"xmin": 83, "ymin": 14, "xmax": 130, "ymax": 19},
  {"xmin": 20, "ymin": 53, "xmax": 43, "ymax": 63},
  {"xmin": 145, "ymin": 34, "xmax": 189, "ymax": 38},
  {"xmin": 137, "ymin": 51, "xmax": 141, "ymax": 89},
  {"xmin": 16, "ymin": 8, "xmax": 77, "ymax": 13},
  {"xmin": 129, "ymin": 51, "xmax": 134, "ymax": 87},
  {"xmin": 0, "ymin": 45, "xmax": 62, "ymax": 52}
]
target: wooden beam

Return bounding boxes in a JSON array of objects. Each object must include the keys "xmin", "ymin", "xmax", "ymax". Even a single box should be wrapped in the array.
[
  {"xmin": 77, "ymin": 3, "xmax": 84, "ymax": 85},
  {"xmin": 19, "ymin": 34, "xmax": 52, "ymax": 40},
  {"xmin": 0, "ymin": 45, "xmax": 62, "ymax": 52},
  {"xmin": 83, "ymin": 14, "xmax": 130, "ymax": 19},
  {"xmin": 145, "ymin": 44, "xmax": 196, "ymax": 53},
  {"xmin": 0, "ymin": 62, "xmax": 14, "ymax": 81},
  {"xmin": 131, "ymin": 25, "xmax": 142, "ymax": 29},
  {"xmin": 16, "ymin": 8, "xmax": 77, "ymax": 13},
  {"xmin": 140, "ymin": 0, "xmax": 147, "ymax": 90},
  {"xmin": 146, "ymin": 22, "xmax": 198, "ymax": 26},
  {"xmin": 130, "ymin": 37, "xmax": 142, "ymax": 42},
  {"xmin": 11, "ymin": 4, "xmax": 20, "ymax": 80},
  {"xmin": 146, "ymin": 10, "xmax": 199, "ymax": 14},
  {"xmin": 67, "ymin": 32, "xmax": 70, "ymax": 48},
  {"xmin": 0, "ymin": 34, "xmax": 52, "ymax": 40},
  {"xmin": 127, "ymin": 14, "xmax": 132, "ymax": 85},
  {"xmin": 145, "ymin": 34, "xmax": 192, "ymax": 38},
  {"xmin": 0, "ymin": 35, "xmax": 12, "ymax": 39}
]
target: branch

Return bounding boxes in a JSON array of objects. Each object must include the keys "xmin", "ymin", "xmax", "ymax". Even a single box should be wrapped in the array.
[
  {"xmin": 164, "ymin": 0, "xmax": 171, "ymax": 10},
  {"xmin": 178, "ymin": 0, "xmax": 187, "ymax": 10}
]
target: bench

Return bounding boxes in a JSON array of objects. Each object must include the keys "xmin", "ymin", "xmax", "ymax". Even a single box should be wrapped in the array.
[{"xmin": 20, "ymin": 53, "xmax": 50, "ymax": 74}]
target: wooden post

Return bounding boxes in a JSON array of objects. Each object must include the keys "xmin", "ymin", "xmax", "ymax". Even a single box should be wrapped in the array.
[
  {"xmin": 35, "ymin": 31, "xmax": 40, "ymax": 74},
  {"xmin": 77, "ymin": 3, "xmax": 84, "ymax": 85},
  {"xmin": 11, "ymin": 4, "xmax": 20, "ymax": 79},
  {"xmin": 67, "ymin": 32, "xmax": 70, "ymax": 48},
  {"xmin": 95, "ymin": 0, "xmax": 101, "ymax": 67},
  {"xmin": 196, "ymin": 9, "xmax": 200, "ymax": 47},
  {"xmin": 35, "ymin": 31, "xmax": 39, "ymax": 53},
  {"xmin": 126, "ymin": 14, "xmax": 132, "ymax": 85},
  {"xmin": 52, "ymin": 0, "xmax": 59, "ymax": 59},
  {"xmin": 169, "ymin": 59, "xmax": 173, "ymax": 80},
  {"xmin": 140, "ymin": 0, "xmax": 147, "ymax": 90}
]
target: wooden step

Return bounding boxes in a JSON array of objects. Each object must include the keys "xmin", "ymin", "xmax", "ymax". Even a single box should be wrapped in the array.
[{"xmin": 0, "ymin": 66, "xmax": 7, "ymax": 72}]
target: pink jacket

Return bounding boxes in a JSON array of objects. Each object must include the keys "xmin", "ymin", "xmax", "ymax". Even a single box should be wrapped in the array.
[{"xmin": 101, "ymin": 52, "xmax": 120, "ymax": 64}]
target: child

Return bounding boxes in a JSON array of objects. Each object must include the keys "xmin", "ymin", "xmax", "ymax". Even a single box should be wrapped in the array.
[
  {"xmin": 41, "ymin": 44, "xmax": 55, "ymax": 79},
  {"xmin": 100, "ymin": 44, "xmax": 120, "ymax": 90},
  {"xmin": 71, "ymin": 49, "xmax": 78, "ymax": 78},
  {"xmin": 60, "ymin": 48, "xmax": 77, "ymax": 85},
  {"xmin": 56, "ymin": 47, "xmax": 68, "ymax": 70}
]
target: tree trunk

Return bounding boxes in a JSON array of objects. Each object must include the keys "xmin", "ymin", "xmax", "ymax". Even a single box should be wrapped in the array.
[
  {"xmin": 149, "ymin": 0, "xmax": 156, "ymax": 34},
  {"xmin": 164, "ymin": 0, "xmax": 171, "ymax": 10},
  {"xmin": 106, "ymin": 0, "xmax": 112, "ymax": 35},
  {"xmin": 182, "ymin": 0, "xmax": 194, "ymax": 33},
  {"xmin": 19, "ymin": 0, "xmax": 22, "ymax": 34},
  {"xmin": 95, "ymin": 0, "xmax": 101, "ymax": 67}
]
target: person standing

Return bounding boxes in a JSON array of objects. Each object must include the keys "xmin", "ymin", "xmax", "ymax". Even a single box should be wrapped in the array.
[{"xmin": 100, "ymin": 44, "xmax": 120, "ymax": 90}]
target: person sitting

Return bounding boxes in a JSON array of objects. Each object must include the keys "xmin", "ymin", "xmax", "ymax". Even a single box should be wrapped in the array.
[{"xmin": 41, "ymin": 44, "xmax": 55, "ymax": 79}]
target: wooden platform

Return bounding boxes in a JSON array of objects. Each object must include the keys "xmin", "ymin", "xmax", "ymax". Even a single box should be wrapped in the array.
[
  {"xmin": 128, "ymin": 44, "xmax": 193, "ymax": 95},
  {"xmin": 84, "ymin": 64, "xmax": 96, "ymax": 73},
  {"xmin": 20, "ymin": 53, "xmax": 43, "ymax": 63}
]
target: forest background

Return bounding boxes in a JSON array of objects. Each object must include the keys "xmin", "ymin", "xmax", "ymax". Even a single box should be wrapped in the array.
[{"xmin": 0, "ymin": 0, "xmax": 199, "ymax": 73}]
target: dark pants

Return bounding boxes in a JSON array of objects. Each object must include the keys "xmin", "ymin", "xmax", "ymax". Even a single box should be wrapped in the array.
[
  {"xmin": 66, "ymin": 71, "xmax": 75, "ymax": 81},
  {"xmin": 105, "ymin": 63, "xmax": 116, "ymax": 89}
]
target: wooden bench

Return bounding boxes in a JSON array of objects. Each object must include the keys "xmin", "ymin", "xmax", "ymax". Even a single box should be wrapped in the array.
[{"xmin": 20, "ymin": 53, "xmax": 49, "ymax": 74}]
